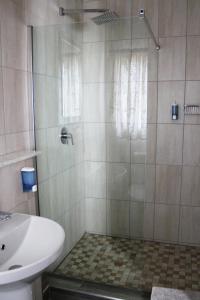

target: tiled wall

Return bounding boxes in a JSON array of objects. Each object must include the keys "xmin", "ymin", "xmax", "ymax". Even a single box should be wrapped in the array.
[
  {"xmin": 0, "ymin": 0, "xmax": 85, "ymax": 211},
  {"xmin": 0, "ymin": 1, "xmax": 83, "ymax": 299},
  {"xmin": 83, "ymin": 0, "xmax": 200, "ymax": 246},
  {"xmin": 156, "ymin": 0, "xmax": 200, "ymax": 245},
  {"xmin": 0, "ymin": 0, "xmax": 83, "ymax": 218},
  {"xmin": 0, "ymin": 0, "xmax": 36, "ymax": 214}
]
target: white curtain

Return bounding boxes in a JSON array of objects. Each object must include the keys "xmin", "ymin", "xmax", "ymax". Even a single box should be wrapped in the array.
[{"xmin": 111, "ymin": 50, "xmax": 148, "ymax": 138}]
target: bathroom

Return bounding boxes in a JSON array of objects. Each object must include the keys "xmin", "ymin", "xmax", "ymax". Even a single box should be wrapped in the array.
[{"xmin": 0, "ymin": 0, "xmax": 200, "ymax": 299}]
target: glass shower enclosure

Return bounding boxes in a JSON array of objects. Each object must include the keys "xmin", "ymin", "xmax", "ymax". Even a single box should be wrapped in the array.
[{"xmin": 33, "ymin": 12, "xmax": 158, "ymax": 262}]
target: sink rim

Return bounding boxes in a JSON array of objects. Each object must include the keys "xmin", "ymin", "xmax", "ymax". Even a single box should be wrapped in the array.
[{"xmin": 0, "ymin": 214, "xmax": 65, "ymax": 285}]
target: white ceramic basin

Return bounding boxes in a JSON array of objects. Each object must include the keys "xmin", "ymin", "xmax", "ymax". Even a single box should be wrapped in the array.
[{"xmin": 0, "ymin": 213, "xmax": 65, "ymax": 300}]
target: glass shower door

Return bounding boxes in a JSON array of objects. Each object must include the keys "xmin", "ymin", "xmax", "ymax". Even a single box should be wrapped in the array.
[
  {"xmin": 33, "ymin": 23, "xmax": 85, "ymax": 259},
  {"xmin": 33, "ymin": 14, "xmax": 158, "ymax": 263}
]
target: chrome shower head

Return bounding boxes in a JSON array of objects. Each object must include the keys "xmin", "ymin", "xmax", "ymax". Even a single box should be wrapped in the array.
[{"xmin": 91, "ymin": 11, "xmax": 119, "ymax": 25}]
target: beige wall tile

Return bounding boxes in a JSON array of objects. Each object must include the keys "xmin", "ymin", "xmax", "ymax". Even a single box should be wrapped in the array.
[
  {"xmin": 107, "ymin": 0, "xmax": 133, "ymax": 17},
  {"xmin": 131, "ymin": 138, "xmax": 146, "ymax": 164},
  {"xmin": 186, "ymin": 37, "xmax": 200, "ymax": 80},
  {"xmin": 180, "ymin": 206, "xmax": 200, "ymax": 244},
  {"xmin": 107, "ymin": 199, "xmax": 130, "ymax": 237},
  {"xmin": 85, "ymin": 198, "xmax": 107, "ymax": 234},
  {"xmin": 107, "ymin": 18, "xmax": 132, "ymax": 41},
  {"xmin": 154, "ymin": 204, "xmax": 179, "ymax": 242},
  {"xmin": 157, "ymin": 124, "xmax": 183, "ymax": 165},
  {"xmin": 3, "ymin": 68, "xmax": 30, "ymax": 134},
  {"xmin": 85, "ymin": 162, "xmax": 106, "ymax": 199},
  {"xmin": 145, "ymin": 165, "xmax": 156, "ymax": 203},
  {"xmin": 185, "ymin": 81, "xmax": 200, "ymax": 124},
  {"xmin": 158, "ymin": 0, "xmax": 187, "ymax": 37},
  {"xmin": 0, "ymin": 0, "xmax": 37, "ymax": 217},
  {"xmin": 33, "ymin": 74, "xmax": 47, "ymax": 129},
  {"xmin": 181, "ymin": 166, "xmax": 200, "ymax": 206},
  {"xmin": 24, "ymin": 0, "xmax": 48, "ymax": 25},
  {"xmin": 1, "ymin": 0, "xmax": 28, "ymax": 71},
  {"xmin": 131, "ymin": 124, "xmax": 156, "ymax": 165},
  {"xmin": 130, "ymin": 164, "xmax": 155, "ymax": 203},
  {"xmin": 83, "ymin": 42, "xmax": 105, "ymax": 83},
  {"xmin": 83, "ymin": 83, "xmax": 105, "ymax": 123},
  {"xmin": 148, "ymin": 39, "xmax": 158, "ymax": 81},
  {"xmin": 38, "ymin": 181, "xmax": 51, "ymax": 219},
  {"xmin": 0, "ymin": 166, "xmax": 16, "ymax": 211},
  {"xmin": 107, "ymin": 163, "xmax": 130, "ymax": 201},
  {"xmin": 66, "ymin": 164, "xmax": 85, "ymax": 205},
  {"xmin": 83, "ymin": 21, "xmax": 105, "ymax": 43},
  {"xmin": 158, "ymin": 37, "xmax": 186, "ymax": 81},
  {"xmin": 158, "ymin": 81, "xmax": 185, "ymax": 124},
  {"xmin": 147, "ymin": 82, "xmax": 157, "ymax": 124},
  {"xmin": 156, "ymin": 165, "xmax": 181, "ymax": 204},
  {"xmin": 132, "ymin": 0, "xmax": 159, "ymax": 37},
  {"xmin": 70, "ymin": 202, "xmax": 85, "ymax": 246},
  {"xmin": 0, "ymin": 69, "xmax": 5, "ymax": 135},
  {"xmin": 147, "ymin": 124, "xmax": 156, "ymax": 164},
  {"xmin": 32, "ymin": 27, "xmax": 46, "ymax": 75},
  {"xmin": 25, "ymin": 0, "xmax": 82, "ymax": 26},
  {"xmin": 107, "ymin": 123, "xmax": 130, "ymax": 163},
  {"xmin": 187, "ymin": 0, "xmax": 200, "ymax": 36},
  {"xmin": 84, "ymin": 123, "xmax": 106, "ymax": 162},
  {"xmin": 5, "ymin": 132, "xmax": 31, "ymax": 154},
  {"xmin": 183, "ymin": 125, "xmax": 200, "ymax": 166},
  {"xmin": 131, "ymin": 164, "xmax": 145, "ymax": 201},
  {"xmin": 35, "ymin": 129, "xmax": 49, "ymax": 183},
  {"xmin": 0, "ymin": 135, "xmax": 6, "ymax": 156},
  {"xmin": 0, "ymin": 161, "xmax": 30, "ymax": 212},
  {"xmin": 11, "ymin": 197, "xmax": 36, "ymax": 215},
  {"xmin": 130, "ymin": 202, "xmax": 154, "ymax": 239},
  {"xmin": 44, "ymin": 76, "xmax": 60, "ymax": 128}
]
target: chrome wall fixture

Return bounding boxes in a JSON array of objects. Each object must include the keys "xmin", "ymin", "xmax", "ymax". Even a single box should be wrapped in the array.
[
  {"xmin": 184, "ymin": 105, "xmax": 200, "ymax": 115},
  {"xmin": 59, "ymin": 7, "xmax": 160, "ymax": 50},
  {"xmin": 60, "ymin": 127, "xmax": 74, "ymax": 145},
  {"xmin": 139, "ymin": 9, "xmax": 160, "ymax": 50},
  {"xmin": 58, "ymin": 7, "xmax": 120, "ymax": 25}
]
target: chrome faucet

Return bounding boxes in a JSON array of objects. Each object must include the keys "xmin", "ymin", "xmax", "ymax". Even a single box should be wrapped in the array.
[
  {"xmin": 0, "ymin": 211, "xmax": 12, "ymax": 221},
  {"xmin": 60, "ymin": 127, "xmax": 74, "ymax": 145}
]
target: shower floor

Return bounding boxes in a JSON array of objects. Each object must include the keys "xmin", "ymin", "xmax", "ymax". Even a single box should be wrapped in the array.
[{"xmin": 55, "ymin": 233, "xmax": 200, "ymax": 293}]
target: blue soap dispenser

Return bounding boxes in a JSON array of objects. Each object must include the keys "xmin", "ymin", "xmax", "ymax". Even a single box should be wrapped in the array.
[{"xmin": 21, "ymin": 167, "xmax": 37, "ymax": 192}]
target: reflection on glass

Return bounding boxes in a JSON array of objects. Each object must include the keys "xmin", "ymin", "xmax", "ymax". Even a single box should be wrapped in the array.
[{"xmin": 61, "ymin": 38, "xmax": 82, "ymax": 123}]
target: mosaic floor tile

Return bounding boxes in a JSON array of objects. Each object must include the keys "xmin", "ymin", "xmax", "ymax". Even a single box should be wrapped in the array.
[{"xmin": 55, "ymin": 233, "xmax": 200, "ymax": 292}]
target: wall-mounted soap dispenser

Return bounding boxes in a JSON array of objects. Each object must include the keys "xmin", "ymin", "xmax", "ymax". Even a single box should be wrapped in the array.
[
  {"xmin": 172, "ymin": 103, "xmax": 179, "ymax": 120},
  {"xmin": 21, "ymin": 167, "xmax": 37, "ymax": 192}
]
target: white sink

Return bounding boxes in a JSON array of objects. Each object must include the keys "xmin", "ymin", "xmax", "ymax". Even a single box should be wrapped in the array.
[{"xmin": 0, "ymin": 213, "xmax": 65, "ymax": 300}]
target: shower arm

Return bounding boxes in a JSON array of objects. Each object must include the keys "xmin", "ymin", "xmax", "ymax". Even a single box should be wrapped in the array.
[
  {"xmin": 59, "ymin": 7, "xmax": 109, "ymax": 16},
  {"xmin": 139, "ymin": 9, "xmax": 160, "ymax": 51}
]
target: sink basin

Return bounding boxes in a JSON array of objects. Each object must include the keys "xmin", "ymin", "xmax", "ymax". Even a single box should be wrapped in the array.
[{"xmin": 0, "ymin": 213, "xmax": 65, "ymax": 300}]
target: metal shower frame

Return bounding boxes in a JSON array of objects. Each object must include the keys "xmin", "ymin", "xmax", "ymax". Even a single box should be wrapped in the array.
[
  {"xmin": 139, "ymin": 9, "xmax": 160, "ymax": 50},
  {"xmin": 58, "ymin": 7, "xmax": 160, "ymax": 51}
]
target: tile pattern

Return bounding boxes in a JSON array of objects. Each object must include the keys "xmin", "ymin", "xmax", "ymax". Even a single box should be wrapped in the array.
[{"xmin": 55, "ymin": 234, "xmax": 200, "ymax": 292}]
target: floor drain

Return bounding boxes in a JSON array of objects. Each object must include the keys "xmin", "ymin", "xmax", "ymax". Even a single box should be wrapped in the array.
[{"xmin": 8, "ymin": 265, "xmax": 23, "ymax": 270}]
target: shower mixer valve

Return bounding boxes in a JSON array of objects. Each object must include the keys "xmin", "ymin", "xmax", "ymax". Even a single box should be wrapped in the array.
[{"xmin": 60, "ymin": 127, "xmax": 74, "ymax": 145}]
